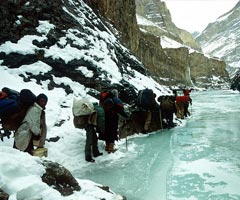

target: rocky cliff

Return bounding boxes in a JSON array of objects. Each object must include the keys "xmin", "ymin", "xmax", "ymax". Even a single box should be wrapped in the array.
[
  {"xmin": 196, "ymin": 1, "xmax": 240, "ymax": 74},
  {"xmin": 135, "ymin": 0, "xmax": 202, "ymax": 51},
  {"xmin": 89, "ymin": 0, "xmax": 229, "ymax": 88},
  {"xmin": 196, "ymin": 1, "xmax": 240, "ymax": 91}
]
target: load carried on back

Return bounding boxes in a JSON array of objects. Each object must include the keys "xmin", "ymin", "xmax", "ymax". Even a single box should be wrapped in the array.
[
  {"xmin": 72, "ymin": 97, "xmax": 105, "ymax": 139},
  {"xmin": 158, "ymin": 95, "xmax": 176, "ymax": 129},
  {"xmin": 0, "ymin": 87, "xmax": 36, "ymax": 134},
  {"xmin": 136, "ymin": 88, "xmax": 157, "ymax": 111},
  {"xmin": 174, "ymin": 88, "xmax": 192, "ymax": 119},
  {"xmin": 0, "ymin": 87, "xmax": 48, "ymax": 157},
  {"xmin": 72, "ymin": 97, "xmax": 106, "ymax": 162}
]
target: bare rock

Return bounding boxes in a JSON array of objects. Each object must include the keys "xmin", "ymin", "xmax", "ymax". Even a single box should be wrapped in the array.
[{"xmin": 41, "ymin": 160, "xmax": 81, "ymax": 196}]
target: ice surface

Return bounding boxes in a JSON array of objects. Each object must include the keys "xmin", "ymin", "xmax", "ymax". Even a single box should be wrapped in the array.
[{"xmin": 76, "ymin": 90, "xmax": 240, "ymax": 200}]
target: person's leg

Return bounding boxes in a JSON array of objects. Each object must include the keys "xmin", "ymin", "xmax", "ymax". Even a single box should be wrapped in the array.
[
  {"xmin": 144, "ymin": 111, "xmax": 152, "ymax": 132},
  {"xmin": 92, "ymin": 130, "xmax": 103, "ymax": 157},
  {"xmin": 24, "ymin": 136, "xmax": 34, "ymax": 155},
  {"xmin": 85, "ymin": 125, "xmax": 95, "ymax": 162}
]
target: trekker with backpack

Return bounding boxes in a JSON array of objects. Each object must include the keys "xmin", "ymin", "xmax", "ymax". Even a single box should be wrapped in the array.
[
  {"xmin": 101, "ymin": 89, "xmax": 129, "ymax": 153},
  {"xmin": 84, "ymin": 122, "xmax": 103, "ymax": 162},
  {"xmin": 14, "ymin": 93, "xmax": 48, "ymax": 155},
  {"xmin": 136, "ymin": 88, "xmax": 159, "ymax": 133},
  {"xmin": 158, "ymin": 95, "xmax": 176, "ymax": 129},
  {"xmin": 73, "ymin": 98, "xmax": 103, "ymax": 162},
  {"xmin": 175, "ymin": 89, "xmax": 192, "ymax": 119},
  {"xmin": 183, "ymin": 89, "xmax": 192, "ymax": 117}
]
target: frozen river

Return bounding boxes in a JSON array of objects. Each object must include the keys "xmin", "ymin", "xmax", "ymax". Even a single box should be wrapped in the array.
[{"xmin": 77, "ymin": 90, "xmax": 240, "ymax": 200}]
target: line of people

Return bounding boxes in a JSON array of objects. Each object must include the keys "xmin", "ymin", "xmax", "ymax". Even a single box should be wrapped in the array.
[
  {"xmin": 78, "ymin": 88, "xmax": 192, "ymax": 163},
  {"xmin": 1, "ymin": 87, "xmax": 192, "ymax": 163},
  {"xmin": 74, "ymin": 89, "xmax": 129, "ymax": 162}
]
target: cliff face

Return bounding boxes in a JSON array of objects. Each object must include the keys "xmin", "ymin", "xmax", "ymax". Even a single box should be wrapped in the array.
[
  {"xmin": 135, "ymin": 0, "xmax": 202, "ymax": 51},
  {"xmin": 196, "ymin": 1, "xmax": 240, "ymax": 74},
  {"xmin": 189, "ymin": 53, "xmax": 229, "ymax": 88},
  {"xmin": 88, "ymin": 0, "xmax": 140, "ymax": 53},
  {"xmin": 196, "ymin": 1, "xmax": 240, "ymax": 90},
  {"xmin": 90, "ymin": 0, "xmax": 229, "ymax": 88}
]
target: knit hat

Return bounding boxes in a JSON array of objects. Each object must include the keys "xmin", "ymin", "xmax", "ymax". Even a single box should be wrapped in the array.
[
  {"xmin": 111, "ymin": 89, "xmax": 119, "ymax": 97},
  {"xmin": 36, "ymin": 93, "xmax": 48, "ymax": 102}
]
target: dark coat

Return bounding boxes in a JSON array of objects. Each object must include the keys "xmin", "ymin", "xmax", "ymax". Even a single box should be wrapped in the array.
[{"xmin": 104, "ymin": 96, "xmax": 128, "ymax": 143}]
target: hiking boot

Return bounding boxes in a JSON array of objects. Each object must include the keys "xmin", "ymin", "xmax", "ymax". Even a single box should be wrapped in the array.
[
  {"xmin": 85, "ymin": 155, "xmax": 95, "ymax": 162},
  {"xmin": 105, "ymin": 143, "xmax": 109, "ymax": 152},
  {"xmin": 108, "ymin": 143, "xmax": 116, "ymax": 153},
  {"xmin": 93, "ymin": 152, "xmax": 103, "ymax": 157}
]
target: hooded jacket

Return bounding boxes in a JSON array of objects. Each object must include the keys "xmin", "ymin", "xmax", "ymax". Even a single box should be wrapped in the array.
[{"xmin": 14, "ymin": 102, "xmax": 46, "ymax": 151}]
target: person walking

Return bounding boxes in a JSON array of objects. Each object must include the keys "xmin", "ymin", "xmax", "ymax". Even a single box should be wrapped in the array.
[
  {"xmin": 73, "ymin": 98, "xmax": 103, "ymax": 163},
  {"xmin": 14, "ymin": 93, "xmax": 48, "ymax": 155},
  {"xmin": 103, "ymin": 89, "xmax": 128, "ymax": 153},
  {"xmin": 183, "ymin": 89, "xmax": 192, "ymax": 117},
  {"xmin": 84, "ymin": 122, "xmax": 103, "ymax": 162}
]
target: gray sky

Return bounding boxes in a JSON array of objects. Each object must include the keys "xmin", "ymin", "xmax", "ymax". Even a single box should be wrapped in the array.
[{"xmin": 162, "ymin": 0, "xmax": 239, "ymax": 32}]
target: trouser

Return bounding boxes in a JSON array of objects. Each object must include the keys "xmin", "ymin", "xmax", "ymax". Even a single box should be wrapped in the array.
[
  {"xmin": 184, "ymin": 102, "xmax": 190, "ymax": 117},
  {"xmin": 13, "ymin": 135, "xmax": 34, "ymax": 155},
  {"xmin": 85, "ymin": 125, "xmax": 100, "ymax": 157},
  {"xmin": 175, "ymin": 102, "xmax": 184, "ymax": 119},
  {"xmin": 144, "ymin": 111, "xmax": 152, "ymax": 131}
]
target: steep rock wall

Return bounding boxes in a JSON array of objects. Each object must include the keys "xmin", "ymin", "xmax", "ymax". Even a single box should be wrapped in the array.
[
  {"xmin": 81, "ymin": 0, "xmax": 230, "ymax": 87},
  {"xmin": 135, "ymin": 0, "xmax": 202, "ymax": 51}
]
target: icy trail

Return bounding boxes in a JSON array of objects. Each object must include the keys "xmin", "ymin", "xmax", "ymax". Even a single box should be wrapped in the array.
[{"xmin": 76, "ymin": 90, "xmax": 240, "ymax": 200}]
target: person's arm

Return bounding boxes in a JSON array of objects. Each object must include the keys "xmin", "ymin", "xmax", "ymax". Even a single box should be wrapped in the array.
[
  {"xmin": 25, "ymin": 105, "xmax": 42, "ymax": 136},
  {"xmin": 36, "ymin": 111, "xmax": 47, "ymax": 147},
  {"xmin": 189, "ymin": 97, "xmax": 192, "ymax": 104}
]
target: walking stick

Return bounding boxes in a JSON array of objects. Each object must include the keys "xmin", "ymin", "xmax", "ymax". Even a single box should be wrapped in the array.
[
  {"xmin": 126, "ymin": 133, "xmax": 128, "ymax": 151},
  {"xmin": 191, "ymin": 103, "xmax": 193, "ymax": 116},
  {"xmin": 159, "ymin": 109, "xmax": 163, "ymax": 129},
  {"xmin": 125, "ymin": 119, "xmax": 128, "ymax": 151}
]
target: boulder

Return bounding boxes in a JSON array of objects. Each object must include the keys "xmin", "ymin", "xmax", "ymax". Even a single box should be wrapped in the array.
[{"xmin": 41, "ymin": 160, "xmax": 81, "ymax": 196}]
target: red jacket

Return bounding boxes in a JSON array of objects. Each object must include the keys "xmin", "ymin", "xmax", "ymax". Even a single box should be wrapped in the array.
[{"xmin": 176, "ymin": 96, "xmax": 190, "ymax": 103}]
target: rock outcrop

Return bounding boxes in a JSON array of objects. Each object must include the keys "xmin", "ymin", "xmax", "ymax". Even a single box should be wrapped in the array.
[
  {"xmin": 135, "ymin": 0, "xmax": 202, "ymax": 51},
  {"xmin": 42, "ymin": 160, "xmax": 81, "ymax": 196},
  {"xmin": 230, "ymin": 70, "xmax": 240, "ymax": 91},
  {"xmin": 189, "ymin": 52, "xmax": 229, "ymax": 88},
  {"xmin": 0, "ymin": 188, "xmax": 9, "ymax": 200}
]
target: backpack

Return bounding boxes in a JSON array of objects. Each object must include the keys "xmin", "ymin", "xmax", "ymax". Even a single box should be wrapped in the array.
[
  {"xmin": 72, "ymin": 98, "xmax": 95, "ymax": 129},
  {"xmin": 0, "ymin": 88, "xmax": 36, "ymax": 131},
  {"xmin": 136, "ymin": 88, "xmax": 155, "ymax": 110},
  {"xmin": 0, "ymin": 87, "xmax": 21, "ymax": 118},
  {"xmin": 2, "ymin": 87, "xmax": 19, "ymax": 97},
  {"xmin": 0, "ymin": 95, "xmax": 20, "ymax": 132},
  {"xmin": 72, "ymin": 98, "xmax": 95, "ymax": 117},
  {"xmin": 160, "ymin": 97, "xmax": 175, "ymax": 112},
  {"xmin": 72, "ymin": 100, "xmax": 106, "ymax": 136},
  {"xmin": 19, "ymin": 89, "xmax": 36, "ymax": 107},
  {"xmin": 0, "ymin": 95, "xmax": 20, "ymax": 117},
  {"xmin": 93, "ymin": 102, "xmax": 105, "ymax": 140},
  {"xmin": 73, "ymin": 115, "xmax": 89, "ymax": 129}
]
